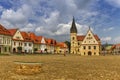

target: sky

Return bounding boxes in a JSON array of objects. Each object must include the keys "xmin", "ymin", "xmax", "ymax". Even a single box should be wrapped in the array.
[{"xmin": 0, "ymin": 0, "xmax": 120, "ymax": 44}]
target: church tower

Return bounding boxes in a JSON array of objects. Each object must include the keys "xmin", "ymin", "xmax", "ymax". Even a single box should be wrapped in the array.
[{"xmin": 70, "ymin": 17, "xmax": 78, "ymax": 54}]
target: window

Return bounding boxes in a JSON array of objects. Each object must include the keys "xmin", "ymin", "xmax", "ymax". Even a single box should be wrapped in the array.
[
  {"xmin": 88, "ymin": 46, "xmax": 91, "ymax": 49},
  {"xmin": 24, "ymin": 43, "xmax": 27, "ymax": 46},
  {"xmin": 88, "ymin": 34, "xmax": 91, "ymax": 36},
  {"xmin": 16, "ymin": 36, "xmax": 20, "ymax": 39},
  {"xmin": 78, "ymin": 42, "xmax": 80, "ymax": 45},
  {"xmin": 94, "ymin": 46, "xmax": 96, "ymax": 50},
  {"xmin": 72, "ymin": 37, "xmax": 75, "ymax": 40},
  {"xmin": 29, "ymin": 43, "xmax": 32, "ymax": 46},
  {"xmin": 83, "ymin": 46, "xmax": 86, "ymax": 49},
  {"xmin": 19, "ymin": 42, "xmax": 21, "ymax": 46},
  {"xmin": 9, "ymin": 47, "xmax": 11, "ymax": 52},
  {"xmin": 5, "ymin": 39, "xmax": 6, "ymax": 44},
  {"xmin": 94, "ymin": 52, "xmax": 96, "ymax": 55},
  {"xmin": 78, "ymin": 49, "xmax": 79, "ymax": 52},
  {"xmin": 21, "ymin": 43, "xmax": 22, "ymax": 46},
  {"xmin": 4, "ymin": 47, "xmax": 7, "ymax": 52},
  {"xmin": 14, "ymin": 42, "xmax": 16, "ymax": 46},
  {"xmin": 84, "ymin": 52, "xmax": 85, "ymax": 55},
  {"xmin": 0, "ymin": 38, "xmax": 2, "ymax": 44}
]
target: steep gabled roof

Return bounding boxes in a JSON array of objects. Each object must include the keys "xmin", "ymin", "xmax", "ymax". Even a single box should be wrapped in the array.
[
  {"xmin": 45, "ymin": 38, "xmax": 57, "ymax": 46},
  {"xmin": 8, "ymin": 29, "xmax": 17, "ymax": 36},
  {"xmin": 77, "ymin": 35, "xmax": 85, "ymax": 41},
  {"xmin": 94, "ymin": 35, "xmax": 100, "ymax": 41},
  {"xmin": 0, "ymin": 24, "xmax": 12, "ymax": 36},
  {"xmin": 28, "ymin": 32, "xmax": 40, "ymax": 44},
  {"xmin": 37, "ymin": 36, "xmax": 43, "ymax": 44},
  {"xmin": 21, "ymin": 31, "xmax": 32, "ymax": 42}
]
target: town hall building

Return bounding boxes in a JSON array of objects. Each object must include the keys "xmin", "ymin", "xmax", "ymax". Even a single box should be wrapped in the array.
[{"xmin": 70, "ymin": 18, "xmax": 101, "ymax": 56}]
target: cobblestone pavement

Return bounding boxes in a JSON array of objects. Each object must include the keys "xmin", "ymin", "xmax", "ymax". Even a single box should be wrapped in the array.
[{"xmin": 0, "ymin": 54, "xmax": 120, "ymax": 80}]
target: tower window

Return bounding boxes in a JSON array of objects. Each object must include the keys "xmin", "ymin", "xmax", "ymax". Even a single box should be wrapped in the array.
[
  {"xmin": 88, "ymin": 34, "xmax": 91, "ymax": 36},
  {"xmin": 94, "ymin": 52, "xmax": 96, "ymax": 55},
  {"xmin": 83, "ymin": 46, "xmax": 86, "ymax": 49},
  {"xmin": 78, "ymin": 49, "xmax": 79, "ymax": 52},
  {"xmin": 84, "ymin": 52, "xmax": 85, "ymax": 55},
  {"xmin": 94, "ymin": 46, "xmax": 96, "ymax": 50},
  {"xmin": 88, "ymin": 46, "xmax": 91, "ymax": 49},
  {"xmin": 72, "ymin": 37, "xmax": 75, "ymax": 40}
]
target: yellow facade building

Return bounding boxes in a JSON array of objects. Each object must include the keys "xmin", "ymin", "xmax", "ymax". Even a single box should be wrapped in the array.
[{"xmin": 70, "ymin": 18, "xmax": 101, "ymax": 56}]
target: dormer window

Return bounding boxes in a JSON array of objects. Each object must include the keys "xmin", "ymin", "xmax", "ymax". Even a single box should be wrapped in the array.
[{"xmin": 16, "ymin": 36, "xmax": 20, "ymax": 39}]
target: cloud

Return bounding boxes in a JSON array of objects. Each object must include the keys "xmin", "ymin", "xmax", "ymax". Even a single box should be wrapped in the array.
[
  {"xmin": 20, "ymin": 23, "xmax": 36, "ymax": 32},
  {"xmin": 103, "ymin": 27, "xmax": 114, "ymax": 32},
  {"xmin": 101, "ymin": 37, "xmax": 112, "ymax": 42},
  {"xmin": 113, "ymin": 36, "xmax": 120, "ymax": 43},
  {"xmin": 105, "ymin": 0, "xmax": 120, "ymax": 8},
  {"xmin": 0, "ymin": 4, "xmax": 32, "ymax": 29},
  {"xmin": 0, "ymin": 0, "xmax": 116, "ymax": 43},
  {"xmin": 1, "ymin": 9, "xmax": 26, "ymax": 24}
]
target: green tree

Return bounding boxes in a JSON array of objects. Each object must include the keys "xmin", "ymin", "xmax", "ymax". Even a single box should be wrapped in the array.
[{"xmin": 64, "ymin": 41, "xmax": 70, "ymax": 53}]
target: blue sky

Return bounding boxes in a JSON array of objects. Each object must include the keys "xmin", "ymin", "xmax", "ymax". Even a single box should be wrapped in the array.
[{"xmin": 0, "ymin": 0, "xmax": 120, "ymax": 44}]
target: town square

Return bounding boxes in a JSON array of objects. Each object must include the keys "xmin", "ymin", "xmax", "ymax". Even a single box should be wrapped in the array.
[{"xmin": 0, "ymin": 0, "xmax": 120, "ymax": 80}]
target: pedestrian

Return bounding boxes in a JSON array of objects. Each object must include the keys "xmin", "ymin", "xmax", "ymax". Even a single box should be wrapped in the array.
[{"xmin": 63, "ymin": 51, "xmax": 66, "ymax": 56}]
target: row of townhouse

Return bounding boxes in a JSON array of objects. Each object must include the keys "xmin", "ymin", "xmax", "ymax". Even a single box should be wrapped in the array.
[
  {"xmin": 0, "ymin": 24, "xmax": 68, "ymax": 54},
  {"xmin": 101, "ymin": 44, "xmax": 120, "ymax": 55},
  {"xmin": 111, "ymin": 44, "xmax": 120, "ymax": 55}
]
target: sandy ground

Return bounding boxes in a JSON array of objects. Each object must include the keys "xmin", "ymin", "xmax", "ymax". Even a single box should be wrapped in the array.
[{"xmin": 0, "ymin": 54, "xmax": 120, "ymax": 80}]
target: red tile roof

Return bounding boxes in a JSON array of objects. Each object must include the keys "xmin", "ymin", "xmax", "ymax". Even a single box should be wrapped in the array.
[
  {"xmin": 37, "ymin": 36, "xmax": 45, "ymax": 44},
  {"xmin": 0, "ymin": 24, "xmax": 12, "ymax": 36},
  {"xmin": 28, "ymin": 32, "xmax": 40, "ymax": 44},
  {"xmin": 115, "ymin": 44, "xmax": 120, "ymax": 46},
  {"xmin": 46, "ymin": 38, "xmax": 57, "ymax": 46},
  {"xmin": 77, "ymin": 35, "xmax": 85, "ymax": 41},
  {"xmin": 8, "ymin": 29, "xmax": 17, "ymax": 36},
  {"xmin": 21, "ymin": 31, "xmax": 32, "ymax": 42},
  {"xmin": 57, "ymin": 42, "xmax": 68, "ymax": 48},
  {"xmin": 94, "ymin": 35, "xmax": 100, "ymax": 41},
  {"xmin": 112, "ymin": 44, "xmax": 120, "ymax": 49},
  {"xmin": 77, "ymin": 35, "xmax": 100, "ymax": 41}
]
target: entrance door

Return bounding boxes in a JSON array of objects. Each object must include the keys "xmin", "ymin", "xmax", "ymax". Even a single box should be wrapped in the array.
[
  {"xmin": 0, "ymin": 47, "xmax": 1, "ymax": 53},
  {"xmin": 13, "ymin": 48, "xmax": 16, "ymax": 53},
  {"xmin": 88, "ymin": 51, "xmax": 92, "ymax": 56}
]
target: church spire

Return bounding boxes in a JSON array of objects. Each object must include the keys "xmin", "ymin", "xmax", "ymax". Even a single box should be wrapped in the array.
[{"xmin": 70, "ymin": 17, "xmax": 77, "ymax": 33}]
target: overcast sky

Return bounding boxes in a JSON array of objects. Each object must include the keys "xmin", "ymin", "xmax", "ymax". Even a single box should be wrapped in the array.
[{"xmin": 0, "ymin": 0, "xmax": 120, "ymax": 44}]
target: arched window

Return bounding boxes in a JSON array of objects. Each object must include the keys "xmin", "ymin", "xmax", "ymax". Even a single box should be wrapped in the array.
[{"xmin": 72, "ymin": 37, "xmax": 75, "ymax": 40}]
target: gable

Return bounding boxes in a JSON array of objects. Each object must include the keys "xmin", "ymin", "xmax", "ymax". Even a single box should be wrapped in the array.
[
  {"xmin": 13, "ymin": 30, "xmax": 24, "ymax": 40},
  {"xmin": 41, "ymin": 37, "xmax": 46, "ymax": 44},
  {"xmin": 82, "ymin": 29, "xmax": 99, "ymax": 44}
]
